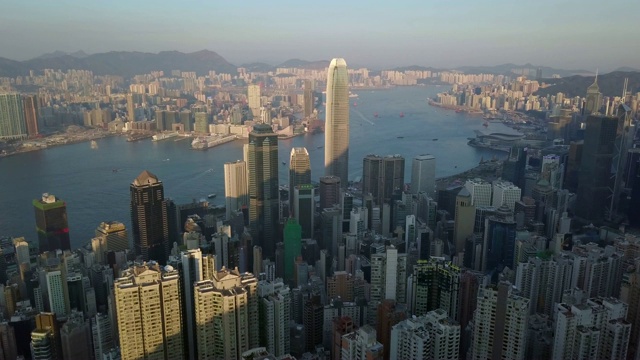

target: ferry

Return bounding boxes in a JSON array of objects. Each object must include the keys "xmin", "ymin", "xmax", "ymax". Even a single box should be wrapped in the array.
[
  {"xmin": 152, "ymin": 132, "xmax": 179, "ymax": 142},
  {"xmin": 191, "ymin": 135, "xmax": 237, "ymax": 150},
  {"xmin": 349, "ymin": 92, "xmax": 359, "ymax": 98},
  {"xmin": 90, "ymin": 140, "xmax": 98, "ymax": 149},
  {"xmin": 207, "ymin": 193, "xmax": 217, "ymax": 199}
]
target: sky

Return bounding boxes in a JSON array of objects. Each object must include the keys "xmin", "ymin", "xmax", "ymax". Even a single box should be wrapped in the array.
[{"xmin": 1, "ymin": 0, "xmax": 638, "ymax": 71}]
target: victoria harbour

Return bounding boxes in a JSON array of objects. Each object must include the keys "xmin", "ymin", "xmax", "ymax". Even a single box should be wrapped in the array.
[{"xmin": 0, "ymin": 86, "xmax": 508, "ymax": 248}]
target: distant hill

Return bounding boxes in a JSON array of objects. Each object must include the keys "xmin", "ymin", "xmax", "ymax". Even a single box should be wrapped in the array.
[
  {"xmin": 33, "ymin": 50, "xmax": 89, "ymax": 60},
  {"xmin": 277, "ymin": 59, "xmax": 330, "ymax": 70},
  {"xmin": 454, "ymin": 63, "xmax": 591, "ymax": 77},
  {"xmin": 239, "ymin": 62, "xmax": 275, "ymax": 73},
  {"xmin": 0, "ymin": 50, "xmax": 237, "ymax": 77},
  {"xmin": 535, "ymin": 71, "xmax": 640, "ymax": 97},
  {"xmin": 391, "ymin": 65, "xmax": 443, "ymax": 72}
]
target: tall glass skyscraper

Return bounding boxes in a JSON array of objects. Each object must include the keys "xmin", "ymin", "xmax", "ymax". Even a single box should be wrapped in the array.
[
  {"xmin": 324, "ymin": 58, "xmax": 350, "ymax": 188},
  {"xmin": 289, "ymin": 147, "xmax": 311, "ymax": 213},
  {"xmin": 248, "ymin": 124, "xmax": 279, "ymax": 259},
  {"xmin": 130, "ymin": 170, "xmax": 169, "ymax": 264}
]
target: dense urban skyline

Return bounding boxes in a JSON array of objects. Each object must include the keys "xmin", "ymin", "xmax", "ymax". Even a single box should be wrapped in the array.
[{"xmin": 1, "ymin": 1, "xmax": 639, "ymax": 70}]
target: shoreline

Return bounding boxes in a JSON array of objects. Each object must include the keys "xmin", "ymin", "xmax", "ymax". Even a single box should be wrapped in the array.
[{"xmin": 0, "ymin": 130, "xmax": 117, "ymax": 159}]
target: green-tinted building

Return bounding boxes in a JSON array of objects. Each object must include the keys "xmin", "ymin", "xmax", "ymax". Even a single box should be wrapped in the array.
[
  {"xmin": 284, "ymin": 218, "xmax": 302, "ymax": 285},
  {"xmin": 33, "ymin": 193, "xmax": 70, "ymax": 252},
  {"xmin": 0, "ymin": 93, "xmax": 27, "ymax": 140},
  {"xmin": 194, "ymin": 112, "xmax": 209, "ymax": 134}
]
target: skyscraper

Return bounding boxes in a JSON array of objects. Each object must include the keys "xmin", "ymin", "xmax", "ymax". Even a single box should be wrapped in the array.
[
  {"xmin": 464, "ymin": 178, "xmax": 492, "ymax": 207},
  {"xmin": 390, "ymin": 309, "xmax": 460, "ymax": 360},
  {"xmin": 411, "ymin": 154, "xmax": 436, "ymax": 195},
  {"xmin": 454, "ymin": 188, "xmax": 475, "ymax": 254},
  {"xmin": 362, "ymin": 155, "xmax": 405, "ymax": 207},
  {"xmin": 491, "ymin": 180, "xmax": 521, "ymax": 210},
  {"xmin": 289, "ymin": 147, "xmax": 311, "ymax": 211},
  {"xmin": 576, "ymin": 115, "xmax": 620, "ymax": 223},
  {"xmin": 319, "ymin": 175, "xmax": 341, "ymax": 210},
  {"xmin": 92, "ymin": 221, "xmax": 129, "ymax": 263},
  {"xmin": 303, "ymin": 79, "xmax": 314, "ymax": 118},
  {"xmin": 248, "ymin": 124, "xmax": 280, "ymax": 259},
  {"xmin": 284, "ymin": 218, "xmax": 302, "ymax": 285},
  {"xmin": 325, "ymin": 58, "xmax": 350, "ymax": 187},
  {"xmin": 584, "ymin": 73, "xmax": 602, "ymax": 115},
  {"xmin": 22, "ymin": 94, "xmax": 39, "ymax": 137},
  {"xmin": 0, "ymin": 93, "xmax": 27, "ymax": 140},
  {"xmin": 293, "ymin": 185, "xmax": 315, "ymax": 238},
  {"xmin": 258, "ymin": 279, "xmax": 291, "ymax": 357},
  {"xmin": 114, "ymin": 262, "xmax": 184, "ymax": 360},
  {"xmin": 248, "ymin": 84, "xmax": 261, "ymax": 118},
  {"xmin": 33, "ymin": 193, "xmax": 71, "ymax": 252},
  {"xmin": 126, "ymin": 93, "xmax": 135, "ymax": 122},
  {"xmin": 130, "ymin": 170, "xmax": 170, "ymax": 263},
  {"xmin": 224, "ymin": 160, "xmax": 249, "ymax": 220}
]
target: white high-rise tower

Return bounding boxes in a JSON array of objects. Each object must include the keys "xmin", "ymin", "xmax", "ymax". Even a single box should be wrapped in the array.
[{"xmin": 324, "ymin": 58, "xmax": 350, "ymax": 188}]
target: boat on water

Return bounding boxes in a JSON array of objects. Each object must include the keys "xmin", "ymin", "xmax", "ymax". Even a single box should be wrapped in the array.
[
  {"xmin": 483, "ymin": 121, "xmax": 489, "ymax": 127},
  {"xmin": 282, "ymin": 161, "xmax": 286, "ymax": 165},
  {"xmin": 374, "ymin": 112, "xmax": 379, "ymax": 118},
  {"xmin": 90, "ymin": 140, "xmax": 98, "ymax": 149},
  {"xmin": 432, "ymin": 138, "xmax": 438, "ymax": 141},
  {"xmin": 317, "ymin": 146, "xmax": 323, "ymax": 149},
  {"xmin": 400, "ymin": 112, "xmax": 405, "ymax": 118},
  {"xmin": 397, "ymin": 136, "xmax": 404, "ymax": 139},
  {"xmin": 191, "ymin": 135, "xmax": 237, "ymax": 150},
  {"xmin": 353, "ymin": 102, "xmax": 357, "ymax": 107},
  {"xmin": 207, "ymin": 193, "xmax": 216, "ymax": 199},
  {"xmin": 152, "ymin": 132, "xmax": 179, "ymax": 142},
  {"xmin": 348, "ymin": 92, "xmax": 359, "ymax": 98}
]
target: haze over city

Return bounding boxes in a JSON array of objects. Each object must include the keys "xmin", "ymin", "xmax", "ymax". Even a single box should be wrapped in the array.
[{"xmin": 1, "ymin": 0, "xmax": 639, "ymax": 70}]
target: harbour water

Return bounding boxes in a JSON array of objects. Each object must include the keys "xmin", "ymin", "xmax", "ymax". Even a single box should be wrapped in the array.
[{"xmin": 0, "ymin": 86, "xmax": 515, "ymax": 249}]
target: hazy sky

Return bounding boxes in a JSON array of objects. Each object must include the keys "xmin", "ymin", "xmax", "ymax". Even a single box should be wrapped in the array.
[{"xmin": 1, "ymin": 0, "xmax": 638, "ymax": 70}]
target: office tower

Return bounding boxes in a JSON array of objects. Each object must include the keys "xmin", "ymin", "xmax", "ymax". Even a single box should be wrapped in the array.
[
  {"xmin": 319, "ymin": 175, "xmax": 341, "ymax": 210},
  {"xmin": 284, "ymin": 218, "xmax": 302, "ymax": 285},
  {"xmin": 293, "ymin": 185, "xmax": 315, "ymax": 238},
  {"xmin": 405, "ymin": 214, "xmax": 416, "ymax": 251},
  {"xmin": 325, "ymin": 58, "xmax": 350, "ymax": 187},
  {"xmin": 0, "ymin": 93, "xmax": 27, "ymax": 139},
  {"xmin": 130, "ymin": 170, "xmax": 170, "ymax": 263},
  {"xmin": 248, "ymin": 124, "xmax": 279, "ymax": 259},
  {"xmin": 482, "ymin": 205, "xmax": 517, "ymax": 272},
  {"xmin": 454, "ymin": 188, "xmax": 475, "ymax": 254},
  {"xmin": 60, "ymin": 311, "xmax": 92, "ymax": 360},
  {"xmin": 91, "ymin": 313, "xmax": 113, "ymax": 360},
  {"xmin": 370, "ymin": 246, "xmax": 408, "ymax": 305},
  {"xmin": 515, "ymin": 255, "xmax": 574, "ymax": 316},
  {"xmin": 290, "ymin": 147, "xmax": 311, "ymax": 204},
  {"xmin": 470, "ymin": 282, "xmax": 529, "ymax": 360},
  {"xmin": 258, "ymin": 279, "xmax": 291, "ymax": 357},
  {"xmin": 92, "ymin": 221, "xmax": 128, "ymax": 264},
  {"xmin": 390, "ymin": 309, "xmax": 460, "ymax": 360},
  {"xmin": 155, "ymin": 109, "xmax": 167, "ymax": 131},
  {"xmin": 253, "ymin": 246, "xmax": 263, "ymax": 277},
  {"xmin": 224, "ymin": 160, "xmax": 249, "ymax": 220},
  {"xmin": 180, "ymin": 249, "xmax": 204, "ymax": 360},
  {"xmin": 304, "ymin": 79, "xmax": 314, "ymax": 118},
  {"xmin": 303, "ymin": 295, "xmax": 324, "ymax": 352},
  {"xmin": 585, "ymin": 73, "xmax": 602, "ymax": 114},
  {"xmin": 411, "ymin": 154, "xmax": 436, "ymax": 195},
  {"xmin": 0, "ymin": 322, "xmax": 18, "ymax": 360},
  {"xmin": 31, "ymin": 313, "xmax": 62, "ymax": 360},
  {"xmin": 193, "ymin": 268, "xmax": 258, "ymax": 359},
  {"xmin": 125, "ymin": 93, "xmax": 135, "ymax": 121},
  {"xmin": 576, "ymin": 115, "xmax": 620, "ymax": 223},
  {"xmin": 502, "ymin": 147, "xmax": 527, "ymax": 190},
  {"xmin": 193, "ymin": 112, "xmax": 208, "ymax": 133},
  {"xmin": 341, "ymin": 324, "xmax": 384, "ymax": 360},
  {"xmin": 464, "ymin": 178, "xmax": 492, "ymax": 207},
  {"xmin": 248, "ymin": 84, "xmax": 261, "ymax": 117},
  {"xmin": 22, "ymin": 94, "xmax": 39, "ymax": 137},
  {"xmin": 114, "ymin": 262, "xmax": 184, "ymax": 360},
  {"xmin": 410, "ymin": 258, "xmax": 461, "ymax": 319},
  {"xmin": 180, "ymin": 109, "xmax": 192, "ymax": 132},
  {"xmin": 33, "ymin": 193, "xmax": 71, "ymax": 252},
  {"xmin": 552, "ymin": 298, "xmax": 630, "ymax": 360},
  {"xmin": 491, "ymin": 180, "xmax": 521, "ymax": 211},
  {"xmin": 362, "ymin": 154, "xmax": 405, "ymax": 207}
]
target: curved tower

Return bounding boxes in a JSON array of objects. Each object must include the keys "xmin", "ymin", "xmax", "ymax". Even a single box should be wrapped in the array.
[{"xmin": 324, "ymin": 58, "xmax": 350, "ymax": 188}]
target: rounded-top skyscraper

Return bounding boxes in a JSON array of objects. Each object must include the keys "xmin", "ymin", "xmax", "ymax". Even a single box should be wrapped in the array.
[{"xmin": 324, "ymin": 58, "xmax": 350, "ymax": 188}]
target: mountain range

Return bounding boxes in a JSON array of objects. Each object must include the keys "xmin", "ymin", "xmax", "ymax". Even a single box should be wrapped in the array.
[{"xmin": 535, "ymin": 71, "xmax": 640, "ymax": 98}]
